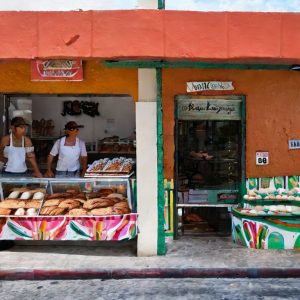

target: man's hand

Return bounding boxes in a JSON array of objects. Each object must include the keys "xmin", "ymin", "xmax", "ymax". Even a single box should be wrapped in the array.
[
  {"xmin": 44, "ymin": 170, "xmax": 55, "ymax": 178},
  {"xmin": 32, "ymin": 170, "xmax": 43, "ymax": 178}
]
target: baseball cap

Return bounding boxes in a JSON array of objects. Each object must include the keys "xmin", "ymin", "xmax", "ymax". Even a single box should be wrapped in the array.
[
  {"xmin": 11, "ymin": 117, "xmax": 29, "ymax": 127},
  {"xmin": 64, "ymin": 121, "xmax": 84, "ymax": 130}
]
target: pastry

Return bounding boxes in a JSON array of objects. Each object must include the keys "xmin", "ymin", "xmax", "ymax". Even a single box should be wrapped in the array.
[
  {"xmin": 8, "ymin": 191, "xmax": 21, "ymax": 199},
  {"xmin": 40, "ymin": 206, "xmax": 58, "ymax": 215},
  {"xmin": 105, "ymin": 197, "xmax": 121, "ymax": 204},
  {"xmin": 43, "ymin": 199, "xmax": 63, "ymax": 207},
  {"xmin": 59, "ymin": 199, "xmax": 81, "ymax": 210},
  {"xmin": 26, "ymin": 208, "xmax": 37, "ymax": 216},
  {"xmin": 25, "ymin": 200, "xmax": 41, "ymax": 209},
  {"xmin": 0, "ymin": 200, "xmax": 26, "ymax": 209},
  {"xmin": 73, "ymin": 192, "xmax": 86, "ymax": 199},
  {"xmin": 89, "ymin": 207, "xmax": 113, "ymax": 216},
  {"xmin": 33, "ymin": 192, "xmax": 44, "ymax": 200},
  {"xmin": 0, "ymin": 208, "xmax": 11, "ymax": 215},
  {"xmin": 113, "ymin": 207, "xmax": 131, "ymax": 215},
  {"xmin": 68, "ymin": 208, "xmax": 88, "ymax": 216},
  {"xmin": 49, "ymin": 207, "xmax": 66, "ymax": 216},
  {"xmin": 106, "ymin": 193, "xmax": 124, "ymax": 200},
  {"xmin": 113, "ymin": 201, "xmax": 129, "ymax": 209},
  {"xmin": 47, "ymin": 192, "xmax": 73, "ymax": 199},
  {"xmin": 15, "ymin": 208, "xmax": 25, "ymax": 216},
  {"xmin": 70, "ymin": 198, "xmax": 86, "ymax": 204},
  {"xmin": 83, "ymin": 198, "xmax": 115, "ymax": 210},
  {"xmin": 98, "ymin": 188, "xmax": 115, "ymax": 195},
  {"xmin": 86, "ymin": 192, "xmax": 103, "ymax": 199},
  {"xmin": 20, "ymin": 191, "xmax": 33, "ymax": 200}
]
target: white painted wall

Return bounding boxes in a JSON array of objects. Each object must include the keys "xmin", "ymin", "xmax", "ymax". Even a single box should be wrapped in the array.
[
  {"xmin": 136, "ymin": 102, "xmax": 158, "ymax": 256},
  {"xmin": 26, "ymin": 95, "xmax": 135, "ymax": 143},
  {"xmin": 0, "ymin": 0, "xmax": 157, "ymax": 11},
  {"xmin": 138, "ymin": 69, "xmax": 157, "ymax": 102}
]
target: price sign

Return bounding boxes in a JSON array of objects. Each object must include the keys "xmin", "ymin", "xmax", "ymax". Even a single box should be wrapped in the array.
[{"xmin": 256, "ymin": 152, "xmax": 269, "ymax": 165}]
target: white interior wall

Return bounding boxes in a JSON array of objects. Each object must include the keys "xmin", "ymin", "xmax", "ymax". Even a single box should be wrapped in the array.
[{"xmin": 30, "ymin": 95, "xmax": 135, "ymax": 143}]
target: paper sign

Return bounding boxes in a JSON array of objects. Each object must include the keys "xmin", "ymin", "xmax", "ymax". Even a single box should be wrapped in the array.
[
  {"xmin": 187, "ymin": 81, "xmax": 234, "ymax": 92},
  {"xmin": 256, "ymin": 152, "xmax": 269, "ymax": 165}
]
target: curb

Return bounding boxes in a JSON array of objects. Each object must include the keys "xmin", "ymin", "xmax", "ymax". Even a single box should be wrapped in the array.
[{"xmin": 1, "ymin": 268, "xmax": 300, "ymax": 280}]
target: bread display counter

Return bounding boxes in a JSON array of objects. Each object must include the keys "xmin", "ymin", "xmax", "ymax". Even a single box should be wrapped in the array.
[
  {"xmin": 231, "ymin": 178, "xmax": 300, "ymax": 250},
  {"xmin": 0, "ymin": 177, "xmax": 138, "ymax": 241}
]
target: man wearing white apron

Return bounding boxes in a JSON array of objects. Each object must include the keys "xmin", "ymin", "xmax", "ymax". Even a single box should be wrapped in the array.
[
  {"xmin": 45, "ymin": 121, "xmax": 87, "ymax": 178},
  {"xmin": 0, "ymin": 117, "xmax": 42, "ymax": 177}
]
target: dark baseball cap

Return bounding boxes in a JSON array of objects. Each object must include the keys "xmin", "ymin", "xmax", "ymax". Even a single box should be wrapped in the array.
[
  {"xmin": 64, "ymin": 121, "xmax": 84, "ymax": 130},
  {"xmin": 11, "ymin": 117, "xmax": 30, "ymax": 127}
]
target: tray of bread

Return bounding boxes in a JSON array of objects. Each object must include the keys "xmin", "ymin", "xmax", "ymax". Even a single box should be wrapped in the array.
[
  {"xmin": 0, "ymin": 187, "xmax": 46, "ymax": 216},
  {"xmin": 85, "ymin": 157, "xmax": 135, "ymax": 176},
  {"xmin": 39, "ymin": 187, "xmax": 131, "ymax": 216}
]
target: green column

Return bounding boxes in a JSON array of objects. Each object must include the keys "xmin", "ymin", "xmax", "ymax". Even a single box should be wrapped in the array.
[{"xmin": 157, "ymin": 68, "xmax": 166, "ymax": 255}]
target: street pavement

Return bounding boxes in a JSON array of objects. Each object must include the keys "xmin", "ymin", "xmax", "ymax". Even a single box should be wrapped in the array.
[
  {"xmin": 0, "ymin": 236, "xmax": 300, "ymax": 280},
  {"xmin": 1, "ymin": 278, "xmax": 300, "ymax": 300}
]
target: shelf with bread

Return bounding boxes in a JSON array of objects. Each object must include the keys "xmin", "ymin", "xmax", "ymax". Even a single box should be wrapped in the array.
[
  {"xmin": 0, "ymin": 178, "xmax": 138, "ymax": 241},
  {"xmin": 84, "ymin": 157, "xmax": 135, "ymax": 177},
  {"xmin": 231, "ymin": 176, "xmax": 300, "ymax": 250}
]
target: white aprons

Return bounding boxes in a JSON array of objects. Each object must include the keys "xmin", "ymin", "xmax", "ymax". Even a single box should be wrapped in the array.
[
  {"xmin": 56, "ymin": 137, "xmax": 81, "ymax": 172},
  {"xmin": 4, "ymin": 134, "xmax": 27, "ymax": 173}
]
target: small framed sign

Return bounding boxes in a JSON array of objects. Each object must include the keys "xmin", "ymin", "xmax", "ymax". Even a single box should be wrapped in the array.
[
  {"xmin": 256, "ymin": 151, "xmax": 269, "ymax": 165},
  {"xmin": 31, "ymin": 59, "xmax": 83, "ymax": 81}
]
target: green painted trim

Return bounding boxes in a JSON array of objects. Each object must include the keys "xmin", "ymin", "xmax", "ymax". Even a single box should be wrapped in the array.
[
  {"xmin": 240, "ymin": 96, "xmax": 247, "ymax": 198},
  {"xmin": 104, "ymin": 60, "xmax": 291, "ymax": 70},
  {"xmin": 157, "ymin": 68, "xmax": 166, "ymax": 255},
  {"xmin": 158, "ymin": 0, "xmax": 165, "ymax": 9}
]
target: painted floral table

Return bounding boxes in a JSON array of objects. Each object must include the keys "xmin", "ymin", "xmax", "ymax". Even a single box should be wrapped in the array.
[
  {"xmin": 0, "ymin": 213, "xmax": 138, "ymax": 241},
  {"xmin": 232, "ymin": 209, "xmax": 300, "ymax": 250}
]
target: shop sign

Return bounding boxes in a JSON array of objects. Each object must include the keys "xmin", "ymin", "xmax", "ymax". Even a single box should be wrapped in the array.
[
  {"xmin": 288, "ymin": 139, "xmax": 300, "ymax": 149},
  {"xmin": 177, "ymin": 99, "xmax": 241, "ymax": 120},
  {"xmin": 256, "ymin": 151, "xmax": 269, "ymax": 165},
  {"xmin": 187, "ymin": 81, "xmax": 234, "ymax": 92},
  {"xmin": 31, "ymin": 60, "xmax": 83, "ymax": 81}
]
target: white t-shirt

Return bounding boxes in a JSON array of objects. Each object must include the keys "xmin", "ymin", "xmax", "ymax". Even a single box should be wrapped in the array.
[{"xmin": 50, "ymin": 137, "xmax": 87, "ymax": 157}]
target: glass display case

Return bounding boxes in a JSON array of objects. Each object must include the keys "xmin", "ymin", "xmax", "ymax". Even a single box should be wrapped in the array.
[{"xmin": 0, "ymin": 177, "xmax": 138, "ymax": 241}]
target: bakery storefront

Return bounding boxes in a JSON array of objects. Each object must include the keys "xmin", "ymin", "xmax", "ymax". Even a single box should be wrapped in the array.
[
  {"xmin": 163, "ymin": 67, "xmax": 300, "ymax": 248},
  {"xmin": 0, "ymin": 60, "xmax": 139, "ymax": 243}
]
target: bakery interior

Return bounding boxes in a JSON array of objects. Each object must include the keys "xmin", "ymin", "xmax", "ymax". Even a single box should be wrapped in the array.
[
  {"xmin": 0, "ymin": 94, "xmax": 137, "ymax": 219},
  {"xmin": 5, "ymin": 94, "xmax": 136, "ymax": 171}
]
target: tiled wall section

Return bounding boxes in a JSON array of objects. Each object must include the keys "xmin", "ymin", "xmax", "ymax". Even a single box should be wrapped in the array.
[{"xmin": 246, "ymin": 176, "xmax": 299, "ymax": 191}]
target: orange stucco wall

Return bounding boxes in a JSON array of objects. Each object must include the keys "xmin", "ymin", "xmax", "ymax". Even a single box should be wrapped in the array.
[
  {"xmin": 0, "ymin": 61, "xmax": 138, "ymax": 99},
  {"xmin": 0, "ymin": 11, "xmax": 300, "ymax": 62},
  {"xmin": 163, "ymin": 68, "xmax": 300, "ymax": 179}
]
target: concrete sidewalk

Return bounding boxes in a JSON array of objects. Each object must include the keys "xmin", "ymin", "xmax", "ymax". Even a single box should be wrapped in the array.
[{"xmin": 0, "ymin": 236, "xmax": 300, "ymax": 280}]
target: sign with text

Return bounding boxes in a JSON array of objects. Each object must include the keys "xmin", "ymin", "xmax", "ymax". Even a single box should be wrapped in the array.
[
  {"xmin": 31, "ymin": 60, "xmax": 83, "ymax": 81},
  {"xmin": 187, "ymin": 81, "xmax": 234, "ymax": 92},
  {"xmin": 256, "ymin": 152, "xmax": 269, "ymax": 165},
  {"xmin": 289, "ymin": 139, "xmax": 300, "ymax": 149},
  {"xmin": 177, "ymin": 98, "xmax": 242, "ymax": 120}
]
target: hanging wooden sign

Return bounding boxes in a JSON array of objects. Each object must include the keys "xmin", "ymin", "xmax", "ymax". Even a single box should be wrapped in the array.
[
  {"xmin": 31, "ymin": 59, "xmax": 83, "ymax": 81},
  {"xmin": 177, "ymin": 98, "xmax": 242, "ymax": 120},
  {"xmin": 187, "ymin": 81, "xmax": 234, "ymax": 92}
]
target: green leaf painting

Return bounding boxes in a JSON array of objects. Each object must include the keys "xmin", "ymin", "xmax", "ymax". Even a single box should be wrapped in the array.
[
  {"xmin": 294, "ymin": 235, "xmax": 300, "ymax": 249},
  {"xmin": 234, "ymin": 224, "xmax": 247, "ymax": 246},
  {"xmin": 69, "ymin": 221, "xmax": 90, "ymax": 238},
  {"xmin": 268, "ymin": 232, "xmax": 284, "ymax": 249},
  {"xmin": 7, "ymin": 220, "xmax": 32, "ymax": 239}
]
